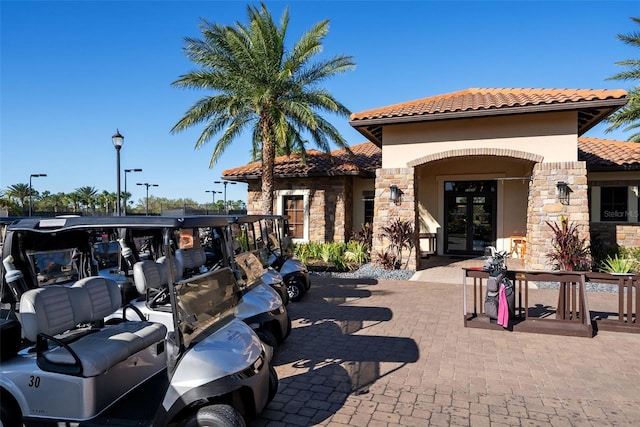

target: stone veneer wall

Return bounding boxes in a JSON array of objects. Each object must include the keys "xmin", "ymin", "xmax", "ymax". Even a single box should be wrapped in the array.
[
  {"xmin": 526, "ymin": 161, "xmax": 590, "ymax": 270},
  {"xmin": 615, "ymin": 224, "xmax": 640, "ymax": 247},
  {"xmin": 372, "ymin": 167, "xmax": 417, "ymax": 270},
  {"xmin": 591, "ymin": 222, "xmax": 640, "ymax": 249},
  {"xmin": 246, "ymin": 177, "xmax": 352, "ymax": 243}
]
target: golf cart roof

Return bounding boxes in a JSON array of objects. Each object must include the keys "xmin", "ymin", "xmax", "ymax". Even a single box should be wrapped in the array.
[
  {"xmin": 231, "ymin": 214, "xmax": 284, "ymax": 224},
  {"xmin": 7, "ymin": 216, "xmax": 233, "ymax": 233}
]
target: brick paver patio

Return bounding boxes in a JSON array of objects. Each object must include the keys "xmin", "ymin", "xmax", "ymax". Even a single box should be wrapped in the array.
[{"xmin": 252, "ymin": 276, "xmax": 640, "ymax": 427}]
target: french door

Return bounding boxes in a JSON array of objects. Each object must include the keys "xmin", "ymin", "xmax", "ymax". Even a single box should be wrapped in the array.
[{"xmin": 444, "ymin": 180, "xmax": 496, "ymax": 255}]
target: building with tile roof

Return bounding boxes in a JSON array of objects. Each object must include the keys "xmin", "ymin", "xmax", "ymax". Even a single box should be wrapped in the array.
[{"xmin": 224, "ymin": 88, "xmax": 639, "ymax": 270}]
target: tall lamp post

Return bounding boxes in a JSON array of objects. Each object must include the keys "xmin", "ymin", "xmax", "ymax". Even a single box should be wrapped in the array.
[
  {"xmin": 214, "ymin": 180, "xmax": 236, "ymax": 214},
  {"xmin": 137, "ymin": 183, "xmax": 158, "ymax": 216},
  {"xmin": 206, "ymin": 190, "xmax": 220, "ymax": 213},
  {"xmin": 29, "ymin": 173, "xmax": 47, "ymax": 217},
  {"xmin": 124, "ymin": 168, "xmax": 142, "ymax": 215},
  {"xmin": 112, "ymin": 129, "xmax": 124, "ymax": 216}
]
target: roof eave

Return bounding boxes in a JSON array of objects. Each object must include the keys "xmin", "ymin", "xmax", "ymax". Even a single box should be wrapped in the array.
[
  {"xmin": 350, "ymin": 98, "xmax": 627, "ymax": 145},
  {"xmin": 223, "ymin": 170, "xmax": 375, "ymax": 181},
  {"xmin": 586, "ymin": 164, "xmax": 640, "ymax": 172}
]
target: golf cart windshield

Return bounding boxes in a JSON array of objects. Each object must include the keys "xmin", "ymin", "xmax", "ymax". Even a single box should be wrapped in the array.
[
  {"xmin": 28, "ymin": 249, "xmax": 79, "ymax": 286},
  {"xmin": 174, "ymin": 267, "xmax": 239, "ymax": 348},
  {"xmin": 234, "ymin": 251, "xmax": 267, "ymax": 284}
]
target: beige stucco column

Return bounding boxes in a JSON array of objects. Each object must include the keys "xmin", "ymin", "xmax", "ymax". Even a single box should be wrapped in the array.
[
  {"xmin": 373, "ymin": 167, "xmax": 417, "ymax": 270},
  {"xmin": 525, "ymin": 161, "xmax": 590, "ymax": 270}
]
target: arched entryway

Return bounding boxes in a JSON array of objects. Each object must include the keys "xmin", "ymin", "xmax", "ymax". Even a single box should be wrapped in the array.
[{"xmin": 409, "ymin": 148, "xmax": 542, "ymax": 257}]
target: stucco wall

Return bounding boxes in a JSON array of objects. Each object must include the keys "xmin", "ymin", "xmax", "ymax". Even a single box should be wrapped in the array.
[
  {"xmin": 351, "ymin": 177, "xmax": 375, "ymax": 229},
  {"xmin": 381, "ymin": 111, "xmax": 578, "ymax": 168},
  {"xmin": 414, "ymin": 156, "xmax": 532, "ymax": 254}
]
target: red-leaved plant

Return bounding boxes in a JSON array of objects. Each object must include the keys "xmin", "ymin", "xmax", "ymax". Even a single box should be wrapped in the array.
[
  {"xmin": 376, "ymin": 219, "xmax": 415, "ymax": 270},
  {"xmin": 545, "ymin": 216, "xmax": 590, "ymax": 271}
]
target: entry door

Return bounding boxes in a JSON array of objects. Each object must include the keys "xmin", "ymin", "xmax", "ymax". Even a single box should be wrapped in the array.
[{"xmin": 444, "ymin": 181, "xmax": 496, "ymax": 255}]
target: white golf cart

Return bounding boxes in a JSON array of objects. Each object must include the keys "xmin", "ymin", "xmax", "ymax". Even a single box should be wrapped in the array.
[
  {"xmin": 114, "ymin": 215, "xmax": 291, "ymax": 358},
  {"xmin": 232, "ymin": 215, "xmax": 311, "ymax": 302},
  {"xmin": 0, "ymin": 216, "xmax": 275, "ymax": 426}
]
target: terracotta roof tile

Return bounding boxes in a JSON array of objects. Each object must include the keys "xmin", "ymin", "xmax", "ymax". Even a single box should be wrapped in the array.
[
  {"xmin": 222, "ymin": 142, "xmax": 381, "ymax": 180},
  {"xmin": 578, "ymin": 137, "xmax": 640, "ymax": 170},
  {"xmin": 350, "ymin": 88, "xmax": 628, "ymax": 121},
  {"xmin": 223, "ymin": 137, "xmax": 639, "ymax": 181}
]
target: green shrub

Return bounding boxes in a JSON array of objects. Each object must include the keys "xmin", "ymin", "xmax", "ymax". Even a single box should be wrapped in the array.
[
  {"xmin": 600, "ymin": 254, "xmax": 635, "ymax": 274},
  {"xmin": 618, "ymin": 246, "xmax": 640, "ymax": 272},
  {"xmin": 344, "ymin": 241, "xmax": 369, "ymax": 264}
]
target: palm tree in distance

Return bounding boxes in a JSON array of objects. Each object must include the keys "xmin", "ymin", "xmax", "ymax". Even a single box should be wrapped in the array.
[
  {"xmin": 6, "ymin": 183, "xmax": 31, "ymax": 212},
  {"xmin": 606, "ymin": 16, "xmax": 640, "ymax": 142},
  {"xmin": 75, "ymin": 186, "xmax": 98, "ymax": 215},
  {"xmin": 171, "ymin": 3, "xmax": 355, "ymax": 214}
]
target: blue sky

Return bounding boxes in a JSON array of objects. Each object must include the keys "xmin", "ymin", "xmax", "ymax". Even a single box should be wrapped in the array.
[{"xmin": 1, "ymin": 0, "xmax": 638, "ymax": 206}]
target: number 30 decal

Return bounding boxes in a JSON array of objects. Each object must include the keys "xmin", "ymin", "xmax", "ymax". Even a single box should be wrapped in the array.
[{"xmin": 28, "ymin": 376, "xmax": 41, "ymax": 388}]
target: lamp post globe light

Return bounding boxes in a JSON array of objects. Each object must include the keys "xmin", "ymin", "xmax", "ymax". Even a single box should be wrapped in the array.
[
  {"xmin": 214, "ymin": 180, "xmax": 236, "ymax": 214},
  {"xmin": 112, "ymin": 129, "xmax": 124, "ymax": 216},
  {"xmin": 28, "ymin": 173, "xmax": 47, "ymax": 217},
  {"xmin": 137, "ymin": 183, "xmax": 158, "ymax": 216},
  {"xmin": 124, "ymin": 168, "xmax": 142, "ymax": 215}
]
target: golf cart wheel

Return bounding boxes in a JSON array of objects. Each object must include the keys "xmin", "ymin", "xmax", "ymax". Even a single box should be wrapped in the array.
[
  {"xmin": 268, "ymin": 364, "xmax": 279, "ymax": 403},
  {"xmin": 0, "ymin": 397, "xmax": 20, "ymax": 427},
  {"xmin": 279, "ymin": 286, "xmax": 290, "ymax": 306},
  {"xmin": 256, "ymin": 329, "xmax": 277, "ymax": 361},
  {"xmin": 287, "ymin": 280, "xmax": 305, "ymax": 302},
  {"xmin": 183, "ymin": 404, "xmax": 245, "ymax": 427}
]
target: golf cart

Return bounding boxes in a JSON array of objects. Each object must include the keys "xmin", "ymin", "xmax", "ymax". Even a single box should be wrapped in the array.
[
  {"xmin": 233, "ymin": 215, "xmax": 310, "ymax": 302},
  {"xmin": 216, "ymin": 215, "xmax": 289, "ymax": 305},
  {"xmin": 116, "ymin": 215, "xmax": 292, "ymax": 357},
  {"xmin": 0, "ymin": 216, "xmax": 275, "ymax": 426}
]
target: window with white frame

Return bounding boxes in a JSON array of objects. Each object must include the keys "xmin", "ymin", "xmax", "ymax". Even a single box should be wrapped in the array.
[{"xmin": 277, "ymin": 190, "xmax": 310, "ymax": 241}]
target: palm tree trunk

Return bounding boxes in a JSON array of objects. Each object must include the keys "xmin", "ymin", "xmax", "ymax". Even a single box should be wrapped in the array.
[
  {"xmin": 260, "ymin": 118, "xmax": 276, "ymax": 215},
  {"xmin": 261, "ymin": 140, "xmax": 275, "ymax": 215}
]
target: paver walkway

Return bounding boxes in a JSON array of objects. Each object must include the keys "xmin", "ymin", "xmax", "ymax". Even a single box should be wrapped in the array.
[{"xmin": 252, "ymin": 276, "xmax": 640, "ymax": 427}]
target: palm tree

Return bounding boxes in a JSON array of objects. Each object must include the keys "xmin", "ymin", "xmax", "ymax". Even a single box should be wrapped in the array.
[
  {"xmin": 171, "ymin": 3, "xmax": 355, "ymax": 214},
  {"xmin": 6, "ymin": 183, "xmax": 30, "ymax": 211},
  {"xmin": 97, "ymin": 191, "xmax": 114, "ymax": 215},
  {"xmin": 74, "ymin": 186, "xmax": 98, "ymax": 215},
  {"xmin": 37, "ymin": 190, "xmax": 53, "ymax": 213},
  {"xmin": 49, "ymin": 192, "xmax": 69, "ymax": 214},
  {"xmin": 606, "ymin": 16, "xmax": 640, "ymax": 142}
]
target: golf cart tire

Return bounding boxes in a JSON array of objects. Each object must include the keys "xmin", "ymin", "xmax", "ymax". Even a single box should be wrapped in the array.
[
  {"xmin": 183, "ymin": 403, "xmax": 246, "ymax": 427},
  {"xmin": 0, "ymin": 391, "xmax": 20, "ymax": 427},
  {"xmin": 287, "ymin": 280, "xmax": 305, "ymax": 302},
  {"xmin": 268, "ymin": 364, "xmax": 279, "ymax": 403}
]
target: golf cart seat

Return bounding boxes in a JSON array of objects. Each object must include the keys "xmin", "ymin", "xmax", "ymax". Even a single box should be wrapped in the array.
[
  {"xmin": 157, "ymin": 255, "xmax": 182, "ymax": 281},
  {"xmin": 133, "ymin": 259, "xmax": 177, "ymax": 310},
  {"xmin": 133, "ymin": 260, "xmax": 166, "ymax": 295},
  {"xmin": 175, "ymin": 247, "xmax": 207, "ymax": 277},
  {"xmin": 20, "ymin": 277, "xmax": 167, "ymax": 377}
]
